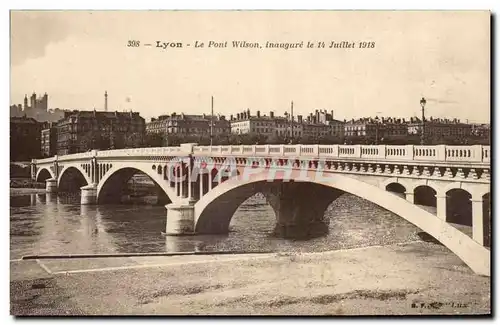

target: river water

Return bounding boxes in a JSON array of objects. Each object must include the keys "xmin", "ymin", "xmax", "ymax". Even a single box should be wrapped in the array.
[{"xmin": 10, "ymin": 189, "xmax": 427, "ymax": 260}]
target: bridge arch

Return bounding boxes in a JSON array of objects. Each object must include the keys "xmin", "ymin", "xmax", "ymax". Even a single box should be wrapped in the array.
[
  {"xmin": 195, "ymin": 170, "xmax": 489, "ymax": 276},
  {"xmin": 97, "ymin": 164, "xmax": 177, "ymax": 205},
  {"xmin": 385, "ymin": 182, "xmax": 406, "ymax": 197},
  {"xmin": 414, "ymin": 185, "xmax": 437, "ymax": 207},
  {"xmin": 57, "ymin": 166, "xmax": 89, "ymax": 193},
  {"xmin": 380, "ymin": 178, "xmax": 411, "ymax": 192},
  {"xmin": 35, "ymin": 167, "xmax": 54, "ymax": 183},
  {"xmin": 58, "ymin": 166, "xmax": 90, "ymax": 192},
  {"xmin": 445, "ymin": 188, "xmax": 472, "ymax": 226}
]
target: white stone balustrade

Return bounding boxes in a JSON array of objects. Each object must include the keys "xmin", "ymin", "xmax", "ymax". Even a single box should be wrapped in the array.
[{"xmin": 34, "ymin": 144, "xmax": 491, "ymax": 164}]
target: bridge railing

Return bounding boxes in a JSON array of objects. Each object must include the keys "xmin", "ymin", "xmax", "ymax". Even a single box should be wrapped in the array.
[
  {"xmin": 482, "ymin": 146, "xmax": 490, "ymax": 162},
  {"xmin": 97, "ymin": 147, "xmax": 183, "ymax": 157},
  {"xmin": 192, "ymin": 144, "xmax": 490, "ymax": 163},
  {"xmin": 34, "ymin": 144, "xmax": 490, "ymax": 164},
  {"xmin": 33, "ymin": 157, "xmax": 56, "ymax": 164},
  {"xmin": 58, "ymin": 151, "xmax": 95, "ymax": 162}
]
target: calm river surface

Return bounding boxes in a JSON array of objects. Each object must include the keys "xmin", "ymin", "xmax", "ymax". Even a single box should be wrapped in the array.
[{"xmin": 10, "ymin": 192, "xmax": 423, "ymax": 260}]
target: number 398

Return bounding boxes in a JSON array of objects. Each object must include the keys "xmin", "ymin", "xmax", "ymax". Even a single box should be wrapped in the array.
[{"xmin": 127, "ymin": 40, "xmax": 140, "ymax": 47}]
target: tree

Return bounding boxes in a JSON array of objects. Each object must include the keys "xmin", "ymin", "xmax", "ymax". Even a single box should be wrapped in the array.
[
  {"xmin": 124, "ymin": 132, "xmax": 144, "ymax": 148},
  {"xmin": 266, "ymin": 134, "xmax": 285, "ymax": 144},
  {"xmin": 143, "ymin": 133, "xmax": 164, "ymax": 147}
]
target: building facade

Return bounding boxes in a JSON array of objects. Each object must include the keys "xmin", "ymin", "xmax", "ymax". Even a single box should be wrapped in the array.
[
  {"xmin": 471, "ymin": 123, "xmax": 490, "ymax": 140},
  {"xmin": 41, "ymin": 123, "xmax": 58, "ymax": 158},
  {"xmin": 407, "ymin": 117, "xmax": 472, "ymax": 142},
  {"xmin": 344, "ymin": 117, "xmax": 407, "ymax": 143},
  {"xmin": 10, "ymin": 116, "xmax": 42, "ymax": 161},
  {"xmin": 230, "ymin": 109, "xmax": 344, "ymax": 141},
  {"xmin": 146, "ymin": 113, "xmax": 231, "ymax": 137},
  {"xmin": 56, "ymin": 110, "xmax": 145, "ymax": 155}
]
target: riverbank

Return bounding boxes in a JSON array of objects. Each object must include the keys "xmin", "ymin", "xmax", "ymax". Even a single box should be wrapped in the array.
[
  {"xmin": 10, "ymin": 241, "xmax": 490, "ymax": 316},
  {"xmin": 10, "ymin": 188, "xmax": 46, "ymax": 196}
]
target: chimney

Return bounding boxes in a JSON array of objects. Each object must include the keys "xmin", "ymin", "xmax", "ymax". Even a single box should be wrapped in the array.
[
  {"xmin": 257, "ymin": 110, "xmax": 260, "ymax": 118},
  {"xmin": 331, "ymin": 110, "xmax": 334, "ymax": 119},
  {"xmin": 230, "ymin": 114, "xmax": 233, "ymax": 120},
  {"xmin": 247, "ymin": 108, "xmax": 250, "ymax": 117},
  {"xmin": 270, "ymin": 111, "xmax": 274, "ymax": 118},
  {"xmin": 237, "ymin": 113, "xmax": 241, "ymax": 120},
  {"xmin": 298, "ymin": 115, "xmax": 303, "ymax": 123}
]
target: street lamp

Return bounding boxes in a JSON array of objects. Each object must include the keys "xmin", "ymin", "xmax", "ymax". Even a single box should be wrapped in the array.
[
  {"xmin": 374, "ymin": 111, "xmax": 382, "ymax": 145},
  {"xmin": 420, "ymin": 97, "xmax": 427, "ymax": 145}
]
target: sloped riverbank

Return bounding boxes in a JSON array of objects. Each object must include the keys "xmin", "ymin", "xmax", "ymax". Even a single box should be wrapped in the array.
[{"xmin": 10, "ymin": 241, "xmax": 490, "ymax": 316}]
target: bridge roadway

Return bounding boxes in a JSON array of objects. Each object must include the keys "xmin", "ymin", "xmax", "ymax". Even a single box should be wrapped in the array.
[{"xmin": 31, "ymin": 143, "xmax": 491, "ymax": 276}]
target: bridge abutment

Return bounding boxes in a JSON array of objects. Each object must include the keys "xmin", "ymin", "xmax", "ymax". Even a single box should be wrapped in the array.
[
  {"xmin": 165, "ymin": 201, "xmax": 195, "ymax": 235},
  {"xmin": 45, "ymin": 178, "xmax": 57, "ymax": 193},
  {"xmin": 80, "ymin": 184, "xmax": 97, "ymax": 205}
]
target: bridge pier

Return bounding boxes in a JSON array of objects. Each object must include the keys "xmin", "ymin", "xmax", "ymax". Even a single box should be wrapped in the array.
[
  {"xmin": 435, "ymin": 194, "xmax": 447, "ymax": 220},
  {"xmin": 405, "ymin": 192, "xmax": 414, "ymax": 204},
  {"xmin": 45, "ymin": 178, "xmax": 58, "ymax": 193},
  {"xmin": 80, "ymin": 184, "xmax": 97, "ymax": 205},
  {"xmin": 165, "ymin": 201, "xmax": 195, "ymax": 235},
  {"xmin": 264, "ymin": 182, "xmax": 341, "ymax": 238}
]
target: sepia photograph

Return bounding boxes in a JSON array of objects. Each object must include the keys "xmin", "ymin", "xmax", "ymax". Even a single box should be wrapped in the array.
[{"xmin": 8, "ymin": 9, "xmax": 491, "ymax": 316}]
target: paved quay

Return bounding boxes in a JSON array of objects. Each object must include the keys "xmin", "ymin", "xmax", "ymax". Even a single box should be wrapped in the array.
[{"xmin": 10, "ymin": 241, "xmax": 490, "ymax": 316}]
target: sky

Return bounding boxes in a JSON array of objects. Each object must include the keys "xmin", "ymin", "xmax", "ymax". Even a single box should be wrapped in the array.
[{"xmin": 10, "ymin": 10, "xmax": 490, "ymax": 123}]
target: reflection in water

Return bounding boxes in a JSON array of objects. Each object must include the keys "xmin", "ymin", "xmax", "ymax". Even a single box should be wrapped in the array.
[{"xmin": 10, "ymin": 191, "xmax": 423, "ymax": 259}]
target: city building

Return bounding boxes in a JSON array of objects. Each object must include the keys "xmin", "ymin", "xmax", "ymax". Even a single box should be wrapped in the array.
[
  {"xmin": 344, "ymin": 117, "xmax": 407, "ymax": 143},
  {"xmin": 300, "ymin": 110, "xmax": 345, "ymax": 139},
  {"xmin": 41, "ymin": 123, "xmax": 58, "ymax": 158},
  {"xmin": 470, "ymin": 123, "xmax": 490, "ymax": 140},
  {"xmin": 10, "ymin": 116, "xmax": 42, "ymax": 161},
  {"xmin": 56, "ymin": 110, "xmax": 145, "ymax": 155},
  {"xmin": 407, "ymin": 117, "xmax": 472, "ymax": 142},
  {"xmin": 146, "ymin": 113, "xmax": 231, "ymax": 137},
  {"xmin": 230, "ymin": 108, "xmax": 345, "ymax": 142}
]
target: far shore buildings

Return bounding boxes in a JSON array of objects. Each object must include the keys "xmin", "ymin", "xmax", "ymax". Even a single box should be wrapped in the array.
[
  {"xmin": 344, "ymin": 117, "xmax": 408, "ymax": 142},
  {"xmin": 229, "ymin": 109, "xmax": 345, "ymax": 140},
  {"xmin": 407, "ymin": 117, "xmax": 473, "ymax": 142},
  {"xmin": 10, "ymin": 116, "xmax": 43, "ymax": 161},
  {"xmin": 146, "ymin": 113, "xmax": 231, "ymax": 137},
  {"xmin": 56, "ymin": 110, "xmax": 145, "ymax": 155}
]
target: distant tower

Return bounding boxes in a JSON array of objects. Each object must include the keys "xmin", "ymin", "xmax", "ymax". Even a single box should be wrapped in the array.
[
  {"xmin": 23, "ymin": 95, "xmax": 28, "ymax": 110},
  {"xmin": 30, "ymin": 92, "xmax": 36, "ymax": 110},
  {"xmin": 42, "ymin": 93, "xmax": 48, "ymax": 111},
  {"xmin": 104, "ymin": 91, "xmax": 108, "ymax": 112}
]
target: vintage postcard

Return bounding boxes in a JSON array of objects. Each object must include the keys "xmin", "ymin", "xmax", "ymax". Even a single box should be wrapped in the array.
[{"xmin": 9, "ymin": 10, "xmax": 490, "ymax": 316}]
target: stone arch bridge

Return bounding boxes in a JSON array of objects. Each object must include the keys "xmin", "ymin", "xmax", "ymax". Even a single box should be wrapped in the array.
[{"xmin": 32, "ymin": 143, "xmax": 491, "ymax": 276}]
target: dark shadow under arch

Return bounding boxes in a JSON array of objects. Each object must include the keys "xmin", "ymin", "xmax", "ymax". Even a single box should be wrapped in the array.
[
  {"xmin": 59, "ymin": 167, "xmax": 88, "ymax": 193},
  {"xmin": 414, "ymin": 185, "xmax": 437, "ymax": 207},
  {"xmin": 446, "ymin": 189, "xmax": 472, "ymax": 226},
  {"xmin": 196, "ymin": 180, "xmax": 343, "ymax": 238},
  {"xmin": 36, "ymin": 168, "xmax": 52, "ymax": 183},
  {"xmin": 385, "ymin": 183, "xmax": 406, "ymax": 199},
  {"xmin": 98, "ymin": 167, "xmax": 172, "ymax": 205}
]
